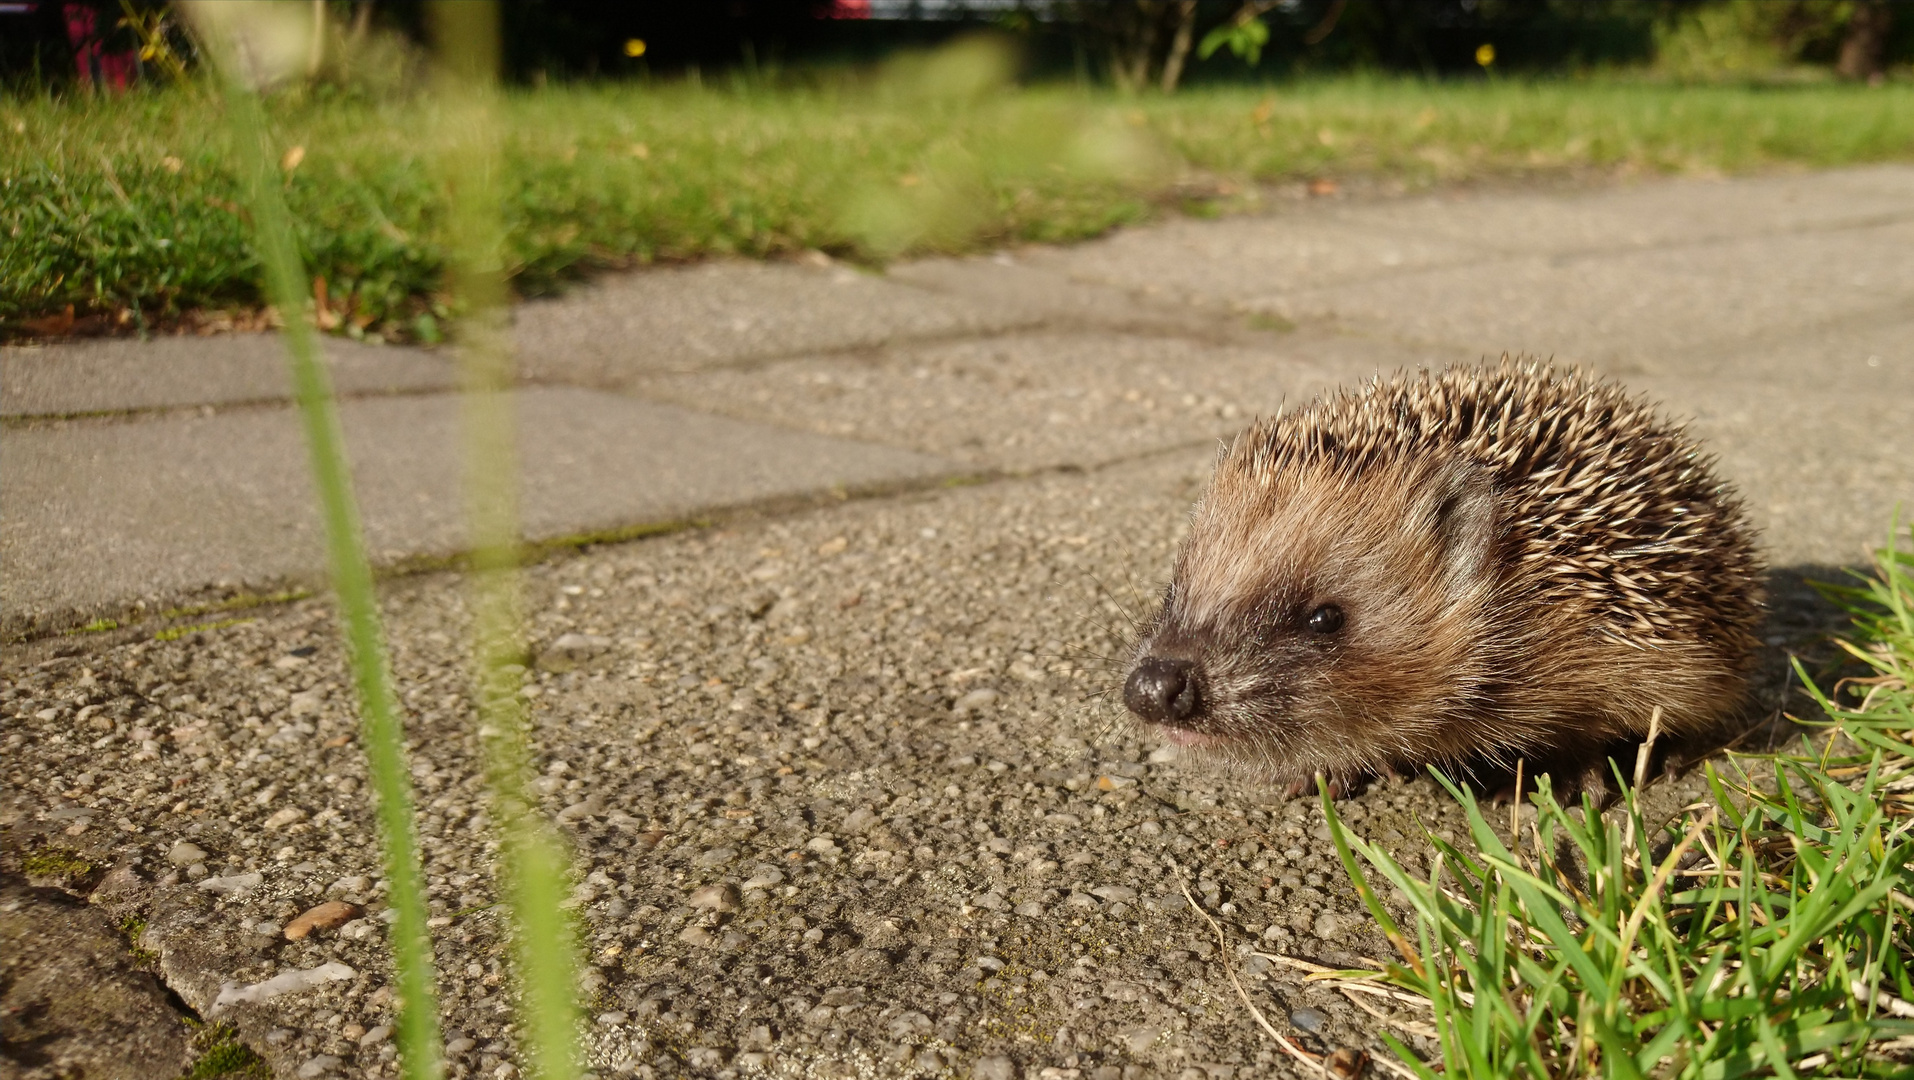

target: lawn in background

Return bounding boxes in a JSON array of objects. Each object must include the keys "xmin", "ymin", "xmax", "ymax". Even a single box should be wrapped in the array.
[{"xmin": 5, "ymin": 74, "xmax": 1914, "ymax": 341}]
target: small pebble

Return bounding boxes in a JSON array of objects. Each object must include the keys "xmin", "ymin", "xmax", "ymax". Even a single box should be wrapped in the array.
[
  {"xmin": 328, "ymin": 875, "xmax": 370, "ymax": 896},
  {"xmin": 972, "ymin": 1055, "xmax": 1015, "ymax": 1080},
  {"xmin": 167, "ymin": 840, "xmax": 208, "ymax": 866},
  {"xmin": 1290, "ymin": 1007, "xmax": 1327, "ymax": 1034},
  {"xmin": 263, "ymin": 807, "xmax": 305, "ymax": 829},
  {"xmin": 741, "ymin": 868, "xmax": 785, "ymax": 890},
  {"xmin": 841, "ymin": 806, "xmax": 880, "ymax": 834},
  {"xmin": 557, "ymin": 797, "xmax": 603, "ymax": 822},
  {"xmin": 687, "ymin": 884, "xmax": 740, "ymax": 912},
  {"xmin": 953, "ymin": 688, "xmax": 999, "ymax": 713},
  {"xmin": 285, "ymin": 900, "xmax": 362, "ymax": 940},
  {"xmin": 295, "ymin": 1055, "xmax": 341, "ymax": 1079},
  {"xmin": 197, "ymin": 871, "xmax": 262, "ymax": 896},
  {"xmin": 694, "ymin": 846, "xmax": 738, "ymax": 867}
]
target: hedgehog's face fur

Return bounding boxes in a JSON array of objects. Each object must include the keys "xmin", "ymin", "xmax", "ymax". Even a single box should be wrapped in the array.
[{"xmin": 1125, "ymin": 448, "xmax": 1503, "ymax": 786}]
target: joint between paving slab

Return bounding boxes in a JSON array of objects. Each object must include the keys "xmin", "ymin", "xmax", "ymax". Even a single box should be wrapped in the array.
[
  {"xmin": 3, "ymin": 439, "xmax": 1218, "ymax": 649},
  {"xmin": 542, "ymin": 316, "xmax": 1274, "ymax": 386},
  {"xmin": 0, "ymin": 384, "xmax": 458, "ymax": 426}
]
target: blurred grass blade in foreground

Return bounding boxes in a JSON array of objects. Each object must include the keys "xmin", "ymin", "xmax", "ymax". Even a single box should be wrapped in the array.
[
  {"xmin": 185, "ymin": 3, "xmax": 445, "ymax": 1079},
  {"xmin": 429, "ymin": 4, "xmax": 583, "ymax": 1079},
  {"xmin": 835, "ymin": 33, "xmax": 1166, "ymax": 259}
]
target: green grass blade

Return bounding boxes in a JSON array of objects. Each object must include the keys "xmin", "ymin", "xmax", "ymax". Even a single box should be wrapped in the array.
[
  {"xmin": 429, "ymin": 5, "xmax": 582, "ymax": 1079},
  {"xmin": 197, "ymin": 11, "xmax": 443, "ymax": 1080},
  {"xmin": 1320, "ymin": 778, "xmax": 1424, "ymax": 977}
]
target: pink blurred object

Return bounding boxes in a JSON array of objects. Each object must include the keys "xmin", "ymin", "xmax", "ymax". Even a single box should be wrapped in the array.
[
  {"xmin": 65, "ymin": 1, "xmax": 138, "ymax": 90},
  {"xmin": 827, "ymin": 0, "xmax": 871, "ymax": 18}
]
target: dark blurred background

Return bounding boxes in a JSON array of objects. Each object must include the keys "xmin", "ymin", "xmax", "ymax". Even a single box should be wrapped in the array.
[{"xmin": 4, "ymin": 0, "xmax": 1910, "ymax": 91}]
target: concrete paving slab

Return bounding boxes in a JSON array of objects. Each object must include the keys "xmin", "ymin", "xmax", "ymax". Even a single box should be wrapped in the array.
[
  {"xmin": 5, "ymin": 163, "xmax": 1914, "ymax": 1079},
  {"xmin": 1027, "ymin": 166, "xmax": 1914, "ymax": 322},
  {"xmin": 1261, "ymin": 221, "xmax": 1914, "ymax": 369},
  {"xmin": 1664, "ymin": 306, "xmax": 1914, "ymax": 393},
  {"xmin": 1328, "ymin": 164, "xmax": 1914, "ymax": 258},
  {"xmin": 1, "ymin": 334, "xmax": 455, "ymax": 417},
  {"xmin": 0, "ymin": 447, "xmax": 1845, "ymax": 1080},
  {"xmin": 0, "ymin": 874, "xmax": 195, "ymax": 1078},
  {"xmin": 884, "ymin": 251, "xmax": 1228, "ymax": 336},
  {"xmin": 629, "ymin": 328, "xmax": 1466, "ymax": 471},
  {"xmin": 1023, "ymin": 212, "xmax": 1485, "ymax": 306},
  {"xmin": 1, "ymin": 389, "xmax": 954, "ymax": 631},
  {"xmin": 1642, "ymin": 374, "xmax": 1914, "ymax": 569},
  {"xmin": 512, "ymin": 258, "xmax": 1036, "ymax": 385}
]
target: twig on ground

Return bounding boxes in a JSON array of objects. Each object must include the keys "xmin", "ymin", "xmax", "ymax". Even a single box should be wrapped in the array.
[
  {"xmin": 1173, "ymin": 866, "xmax": 1326, "ymax": 1077},
  {"xmin": 1173, "ymin": 868, "xmax": 1430, "ymax": 1080},
  {"xmin": 1337, "ymin": 986, "xmax": 1440, "ymax": 1040}
]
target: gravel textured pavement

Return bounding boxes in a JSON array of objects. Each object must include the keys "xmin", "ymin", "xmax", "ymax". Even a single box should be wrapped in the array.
[{"xmin": 4, "ymin": 165, "xmax": 1913, "ymax": 1080}]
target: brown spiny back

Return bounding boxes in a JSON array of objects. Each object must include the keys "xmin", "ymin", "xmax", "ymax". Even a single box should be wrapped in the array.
[
  {"xmin": 1224, "ymin": 358, "xmax": 1763, "ymax": 660},
  {"xmin": 1131, "ymin": 357, "xmax": 1768, "ymax": 791}
]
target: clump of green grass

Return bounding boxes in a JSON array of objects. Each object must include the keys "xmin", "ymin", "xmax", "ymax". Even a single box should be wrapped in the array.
[
  {"xmin": 21, "ymin": 847, "xmax": 95, "ymax": 886},
  {"xmin": 1323, "ymin": 520, "xmax": 1914, "ymax": 1078},
  {"xmin": 119, "ymin": 914, "xmax": 161, "ymax": 967},
  {"xmin": 1804, "ymin": 518, "xmax": 1914, "ymax": 754},
  {"xmin": 183, "ymin": 1024, "xmax": 270, "ymax": 1080},
  {"xmin": 1150, "ymin": 77, "xmax": 1914, "ymax": 184},
  {"xmin": 5, "ymin": 75, "xmax": 1913, "ymax": 341},
  {"xmin": 153, "ymin": 616, "xmax": 253, "ymax": 642}
]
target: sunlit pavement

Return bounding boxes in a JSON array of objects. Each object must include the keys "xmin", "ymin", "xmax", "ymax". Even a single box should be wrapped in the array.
[{"xmin": 4, "ymin": 165, "xmax": 1912, "ymax": 1078}]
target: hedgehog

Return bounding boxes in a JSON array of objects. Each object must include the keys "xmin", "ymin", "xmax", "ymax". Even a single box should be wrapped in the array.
[{"xmin": 1121, "ymin": 357, "xmax": 1765, "ymax": 798}]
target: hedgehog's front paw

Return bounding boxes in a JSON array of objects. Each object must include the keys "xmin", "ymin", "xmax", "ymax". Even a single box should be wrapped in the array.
[{"xmin": 1284, "ymin": 771, "xmax": 1365, "ymax": 800}]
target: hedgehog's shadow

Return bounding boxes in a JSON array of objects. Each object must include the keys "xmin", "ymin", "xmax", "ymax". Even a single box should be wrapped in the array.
[{"xmin": 1744, "ymin": 562, "xmax": 1873, "ymax": 746}]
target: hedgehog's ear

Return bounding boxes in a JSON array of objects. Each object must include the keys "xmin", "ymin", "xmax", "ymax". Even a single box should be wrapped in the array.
[{"xmin": 1429, "ymin": 463, "xmax": 1500, "ymax": 603}]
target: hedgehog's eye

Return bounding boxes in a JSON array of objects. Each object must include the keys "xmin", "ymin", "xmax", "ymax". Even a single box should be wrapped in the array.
[{"xmin": 1307, "ymin": 604, "xmax": 1344, "ymax": 634}]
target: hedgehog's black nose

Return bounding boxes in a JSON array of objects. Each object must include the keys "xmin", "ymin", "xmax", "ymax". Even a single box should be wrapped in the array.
[{"xmin": 1124, "ymin": 657, "xmax": 1201, "ymax": 724}]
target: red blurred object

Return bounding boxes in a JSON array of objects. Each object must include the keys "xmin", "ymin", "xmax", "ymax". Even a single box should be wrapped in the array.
[
  {"xmin": 64, "ymin": 1, "xmax": 137, "ymax": 90},
  {"xmin": 827, "ymin": 0, "xmax": 870, "ymax": 18}
]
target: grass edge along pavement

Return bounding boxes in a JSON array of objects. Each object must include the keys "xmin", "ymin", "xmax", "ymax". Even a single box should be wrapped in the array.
[
  {"xmin": 7, "ymin": 74, "xmax": 1914, "ymax": 341},
  {"xmin": 1308, "ymin": 520, "xmax": 1914, "ymax": 1078}
]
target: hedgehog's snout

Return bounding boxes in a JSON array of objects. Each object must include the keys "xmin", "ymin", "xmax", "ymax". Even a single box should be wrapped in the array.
[{"xmin": 1124, "ymin": 656, "xmax": 1203, "ymax": 726}]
